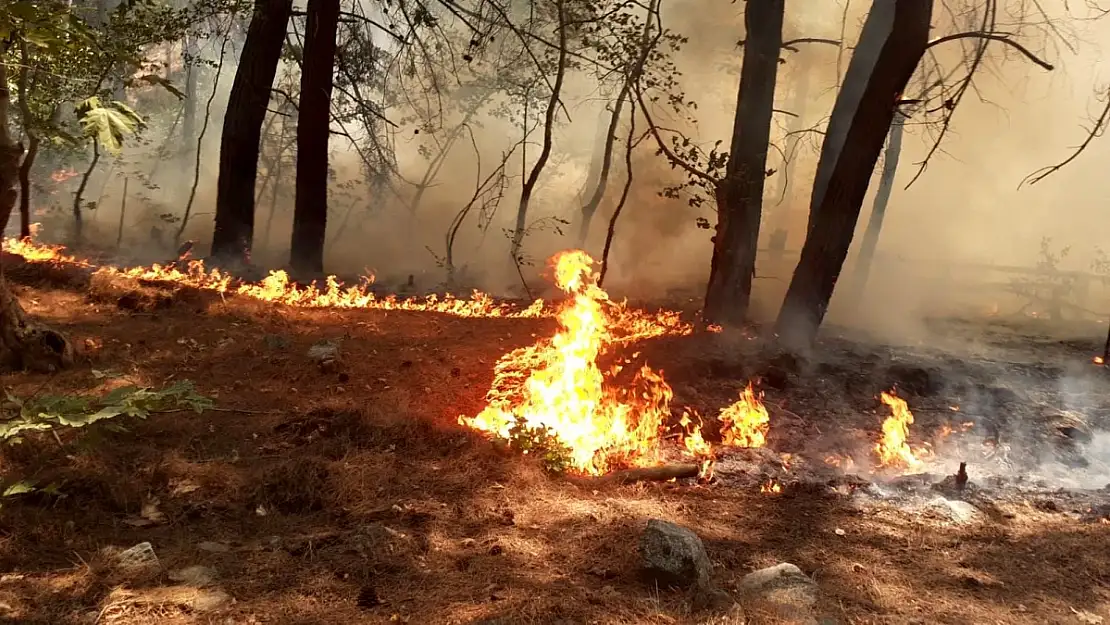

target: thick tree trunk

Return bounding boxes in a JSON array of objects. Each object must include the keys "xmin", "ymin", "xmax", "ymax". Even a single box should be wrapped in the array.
[
  {"xmin": 848, "ymin": 112, "xmax": 905, "ymax": 304},
  {"xmin": 775, "ymin": 0, "xmax": 932, "ymax": 352},
  {"xmin": 702, "ymin": 0, "xmax": 784, "ymax": 326},
  {"xmin": 290, "ymin": 0, "xmax": 340, "ymax": 275},
  {"xmin": 0, "ymin": 271, "xmax": 74, "ymax": 372},
  {"xmin": 210, "ymin": 0, "xmax": 292, "ymax": 264}
]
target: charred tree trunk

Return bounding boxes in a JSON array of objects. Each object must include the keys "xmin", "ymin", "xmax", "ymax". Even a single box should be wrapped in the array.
[
  {"xmin": 16, "ymin": 136, "xmax": 38, "ymax": 239},
  {"xmin": 210, "ymin": 0, "xmax": 292, "ymax": 264},
  {"xmin": 702, "ymin": 0, "xmax": 784, "ymax": 327},
  {"xmin": 775, "ymin": 0, "xmax": 932, "ymax": 352},
  {"xmin": 290, "ymin": 0, "xmax": 340, "ymax": 275},
  {"xmin": 848, "ymin": 111, "xmax": 905, "ymax": 304}
]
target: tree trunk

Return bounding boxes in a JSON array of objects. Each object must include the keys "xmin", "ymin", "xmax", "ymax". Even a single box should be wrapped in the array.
[
  {"xmin": 210, "ymin": 0, "xmax": 292, "ymax": 264},
  {"xmin": 701, "ymin": 0, "xmax": 784, "ymax": 327},
  {"xmin": 510, "ymin": 0, "xmax": 568, "ymax": 262},
  {"xmin": 575, "ymin": 98, "xmax": 625, "ymax": 248},
  {"xmin": 17, "ymin": 135, "xmax": 39, "ymax": 239},
  {"xmin": 0, "ymin": 60, "xmax": 23, "ymax": 238},
  {"xmin": 0, "ymin": 271, "xmax": 74, "ymax": 372},
  {"xmin": 290, "ymin": 0, "xmax": 340, "ymax": 275},
  {"xmin": 767, "ymin": 66, "xmax": 810, "ymax": 266},
  {"xmin": 182, "ymin": 32, "xmax": 198, "ymax": 159},
  {"xmin": 775, "ymin": 0, "xmax": 932, "ymax": 352},
  {"xmin": 848, "ymin": 111, "xmax": 905, "ymax": 304}
]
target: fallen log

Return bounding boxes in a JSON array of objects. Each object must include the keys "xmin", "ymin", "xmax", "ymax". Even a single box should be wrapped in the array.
[{"xmin": 572, "ymin": 463, "xmax": 702, "ymax": 486}]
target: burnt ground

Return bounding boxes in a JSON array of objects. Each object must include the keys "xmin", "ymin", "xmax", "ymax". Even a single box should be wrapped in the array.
[{"xmin": 2, "ymin": 257, "xmax": 1110, "ymax": 625}]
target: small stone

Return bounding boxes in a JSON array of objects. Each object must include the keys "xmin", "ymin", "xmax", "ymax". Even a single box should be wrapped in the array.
[
  {"xmin": 738, "ymin": 563, "xmax": 819, "ymax": 622},
  {"xmin": 169, "ymin": 565, "xmax": 217, "ymax": 587},
  {"xmin": 307, "ymin": 341, "xmax": 340, "ymax": 363},
  {"xmin": 639, "ymin": 519, "xmax": 712, "ymax": 589},
  {"xmin": 197, "ymin": 541, "xmax": 231, "ymax": 553},
  {"xmin": 931, "ymin": 498, "xmax": 979, "ymax": 525}
]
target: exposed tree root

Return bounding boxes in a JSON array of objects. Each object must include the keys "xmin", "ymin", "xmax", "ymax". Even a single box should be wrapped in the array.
[{"xmin": 0, "ymin": 271, "xmax": 74, "ymax": 372}]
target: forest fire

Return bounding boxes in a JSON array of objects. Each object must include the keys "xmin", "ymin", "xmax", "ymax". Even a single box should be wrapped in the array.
[
  {"xmin": 875, "ymin": 391, "xmax": 925, "ymax": 471},
  {"xmin": 719, "ymin": 384, "xmax": 770, "ymax": 448},
  {"xmin": 459, "ymin": 251, "xmax": 680, "ymax": 475}
]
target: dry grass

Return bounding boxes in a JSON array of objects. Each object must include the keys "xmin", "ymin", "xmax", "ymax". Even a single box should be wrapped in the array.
[{"xmin": 0, "ymin": 268, "xmax": 1108, "ymax": 624}]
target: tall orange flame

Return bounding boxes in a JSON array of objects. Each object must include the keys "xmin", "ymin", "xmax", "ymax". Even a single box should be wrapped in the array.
[
  {"xmin": 460, "ymin": 250, "xmax": 681, "ymax": 475},
  {"xmin": 875, "ymin": 391, "xmax": 923, "ymax": 470},
  {"xmin": 718, "ymin": 384, "xmax": 769, "ymax": 448}
]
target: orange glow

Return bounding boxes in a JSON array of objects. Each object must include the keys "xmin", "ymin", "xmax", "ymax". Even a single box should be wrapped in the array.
[
  {"xmin": 678, "ymin": 410, "xmax": 715, "ymax": 478},
  {"xmin": 459, "ymin": 251, "xmax": 689, "ymax": 475},
  {"xmin": 760, "ymin": 480, "xmax": 782, "ymax": 494},
  {"xmin": 718, "ymin": 384, "xmax": 770, "ymax": 448},
  {"xmin": 50, "ymin": 168, "xmax": 79, "ymax": 183},
  {"xmin": 1094, "ymin": 356, "xmax": 1105, "ymax": 365},
  {"xmin": 875, "ymin": 391, "xmax": 923, "ymax": 470}
]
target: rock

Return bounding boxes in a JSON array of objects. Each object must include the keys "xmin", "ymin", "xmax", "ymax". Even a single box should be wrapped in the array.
[
  {"xmin": 930, "ymin": 497, "xmax": 979, "ymax": 525},
  {"xmin": 738, "ymin": 563, "xmax": 819, "ymax": 623},
  {"xmin": 196, "ymin": 541, "xmax": 231, "ymax": 553},
  {"xmin": 114, "ymin": 542, "xmax": 160, "ymax": 573},
  {"xmin": 169, "ymin": 565, "xmax": 217, "ymax": 587},
  {"xmin": 639, "ymin": 519, "xmax": 712, "ymax": 589},
  {"xmin": 307, "ymin": 341, "xmax": 340, "ymax": 363}
]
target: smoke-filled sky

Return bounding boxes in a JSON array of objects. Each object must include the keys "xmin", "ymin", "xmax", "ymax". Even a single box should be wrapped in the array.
[{"xmin": 60, "ymin": 0, "xmax": 1110, "ymax": 336}]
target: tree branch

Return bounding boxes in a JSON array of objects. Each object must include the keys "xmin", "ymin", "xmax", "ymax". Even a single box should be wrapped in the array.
[
  {"xmin": 634, "ymin": 84, "xmax": 718, "ymax": 184},
  {"xmin": 1020, "ymin": 87, "xmax": 1110, "ymax": 187},
  {"xmin": 781, "ymin": 37, "xmax": 841, "ymax": 52},
  {"xmin": 927, "ymin": 32, "xmax": 1054, "ymax": 71}
]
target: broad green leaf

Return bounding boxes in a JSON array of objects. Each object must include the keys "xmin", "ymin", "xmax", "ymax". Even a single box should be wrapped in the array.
[{"xmin": 3, "ymin": 481, "xmax": 36, "ymax": 497}]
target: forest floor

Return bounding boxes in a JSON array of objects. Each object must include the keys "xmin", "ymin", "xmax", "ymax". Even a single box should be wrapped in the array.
[{"xmin": 2, "ymin": 252, "xmax": 1110, "ymax": 625}]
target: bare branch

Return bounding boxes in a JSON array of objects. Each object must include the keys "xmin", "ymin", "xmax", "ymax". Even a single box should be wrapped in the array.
[
  {"xmin": 633, "ymin": 84, "xmax": 718, "ymax": 184},
  {"xmin": 1020, "ymin": 87, "xmax": 1110, "ymax": 187},
  {"xmin": 927, "ymin": 32, "xmax": 1055, "ymax": 70},
  {"xmin": 781, "ymin": 37, "xmax": 840, "ymax": 52}
]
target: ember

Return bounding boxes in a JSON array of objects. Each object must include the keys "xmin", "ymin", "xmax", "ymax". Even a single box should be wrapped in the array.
[{"xmin": 760, "ymin": 480, "xmax": 782, "ymax": 493}]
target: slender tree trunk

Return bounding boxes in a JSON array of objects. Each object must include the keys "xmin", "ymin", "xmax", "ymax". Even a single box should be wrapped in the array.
[
  {"xmin": 182, "ymin": 32, "xmax": 198, "ymax": 158},
  {"xmin": 0, "ymin": 59, "xmax": 22, "ymax": 237},
  {"xmin": 768, "ymin": 66, "xmax": 810, "ymax": 266},
  {"xmin": 702, "ymin": 0, "xmax": 784, "ymax": 327},
  {"xmin": 775, "ymin": 0, "xmax": 932, "ymax": 352},
  {"xmin": 16, "ymin": 136, "xmax": 38, "ymax": 239},
  {"xmin": 72, "ymin": 142, "xmax": 100, "ymax": 241},
  {"xmin": 510, "ymin": 0, "xmax": 568, "ymax": 261},
  {"xmin": 290, "ymin": 0, "xmax": 340, "ymax": 275},
  {"xmin": 848, "ymin": 111, "xmax": 905, "ymax": 304},
  {"xmin": 211, "ymin": 0, "xmax": 292, "ymax": 264}
]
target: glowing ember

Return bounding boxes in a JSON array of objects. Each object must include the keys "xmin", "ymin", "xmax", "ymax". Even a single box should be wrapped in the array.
[
  {"xmin": 51, "ymin": 168, "xmax": 80, "ymax": 183},
  {"xmin": 875, "ymin": 390, "xmax": 923, "ymax": 470},
  {"xmin": 460, "ymin": 250, "xmax": 681, "ymax": 475},
  {"xmin": 760, "ymin": 480, "xmax": 782, "ymax": 494},
  {"xmin": 1094, "ymin": 356, "xmax": 1105, "ymax": 365},
  {"xmin": 718, "ymin": 384, "xmax": 769, "ymax": 448}
]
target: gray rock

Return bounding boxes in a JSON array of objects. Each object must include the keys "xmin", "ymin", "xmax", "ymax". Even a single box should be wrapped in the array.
[
  {"xmin": 930, "ymin": 497, "xmax": 979, "ymax": 524},
  {"xmin": 639, "ymin": 519, "xmax": 712, "ymax": 589},
  {"xmin": 307, "ymin": 341, "xmax": 340, "ymax": 363},
  {"xmin": 738, "ymin": 563, "xmax": 819, "ymax": 624},
  {"xmin": 169, "ymin": 565, "xmax": 217, "ymax": 587}
]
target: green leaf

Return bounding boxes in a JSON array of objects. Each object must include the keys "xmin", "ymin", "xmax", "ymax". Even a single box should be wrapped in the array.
[
  {"xmin": 76, "ymin": 97, "xmax": 144, "ymax": 153},
  {"xmin": 3, "ymin": 481, "xmax": 37, "ymax": 497}
]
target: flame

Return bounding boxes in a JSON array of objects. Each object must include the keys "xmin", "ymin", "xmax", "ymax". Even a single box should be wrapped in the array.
[
  {"xmin": 1095, "ymin": 356, "xmax": 1105, "ymax": 365},
  {"xmin": 678, "ymin": 410, "xmax": 714, "ymax": 478},
  {"xmin": 3, "ymin": 236, "xmax": 555, "ymax": 319},
  {"xmin": 875, "ymin": 391, "xmax": 923, "ymax": 470},
  {"xmin": 718, "ymin": 384, "xmax": 769, "ymax": 448},
  {"xmin": 760, "ymin": 480, "xmax": 782, "ymax": 494},
  {"xmin": 460, "ymin": 251, "xmax": 687, "ymax": 475}
]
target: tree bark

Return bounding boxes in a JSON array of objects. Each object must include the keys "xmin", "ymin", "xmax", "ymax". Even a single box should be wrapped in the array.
[
  {"xmin": 575, "ymin": 95, "xmax": 625, "ymax": 248},
  {"xmin": 848, "ymin": 111, "xmax": 905, "ymax": 304},
  {"xmin": 0, "ymin": 59, "xmax": 23, "ymax": 238},
  {"xmin": 702, "ymin": 0, "xmax": 784, "ymax": 327},
  {"xmin": 290, "ymin": 0, "xmax": 340, "ymax": 275},
  {"xmin": 775, "ymin": 0, "xmax": 932, "ymax": 352},
  {"xmin": 0, "ymin": 270, "xmax": 74, "ymax": 372},
  {"xmin": 16, "ymin": 136, "xmax": 38, "ymax": 239},
  {"xmin": 182, "ymin": 32, "xmax": 198, "ymax": 160},
  {"xmin": 210, "ymin": 0, "xmax": 292, "ymax": 264}
]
